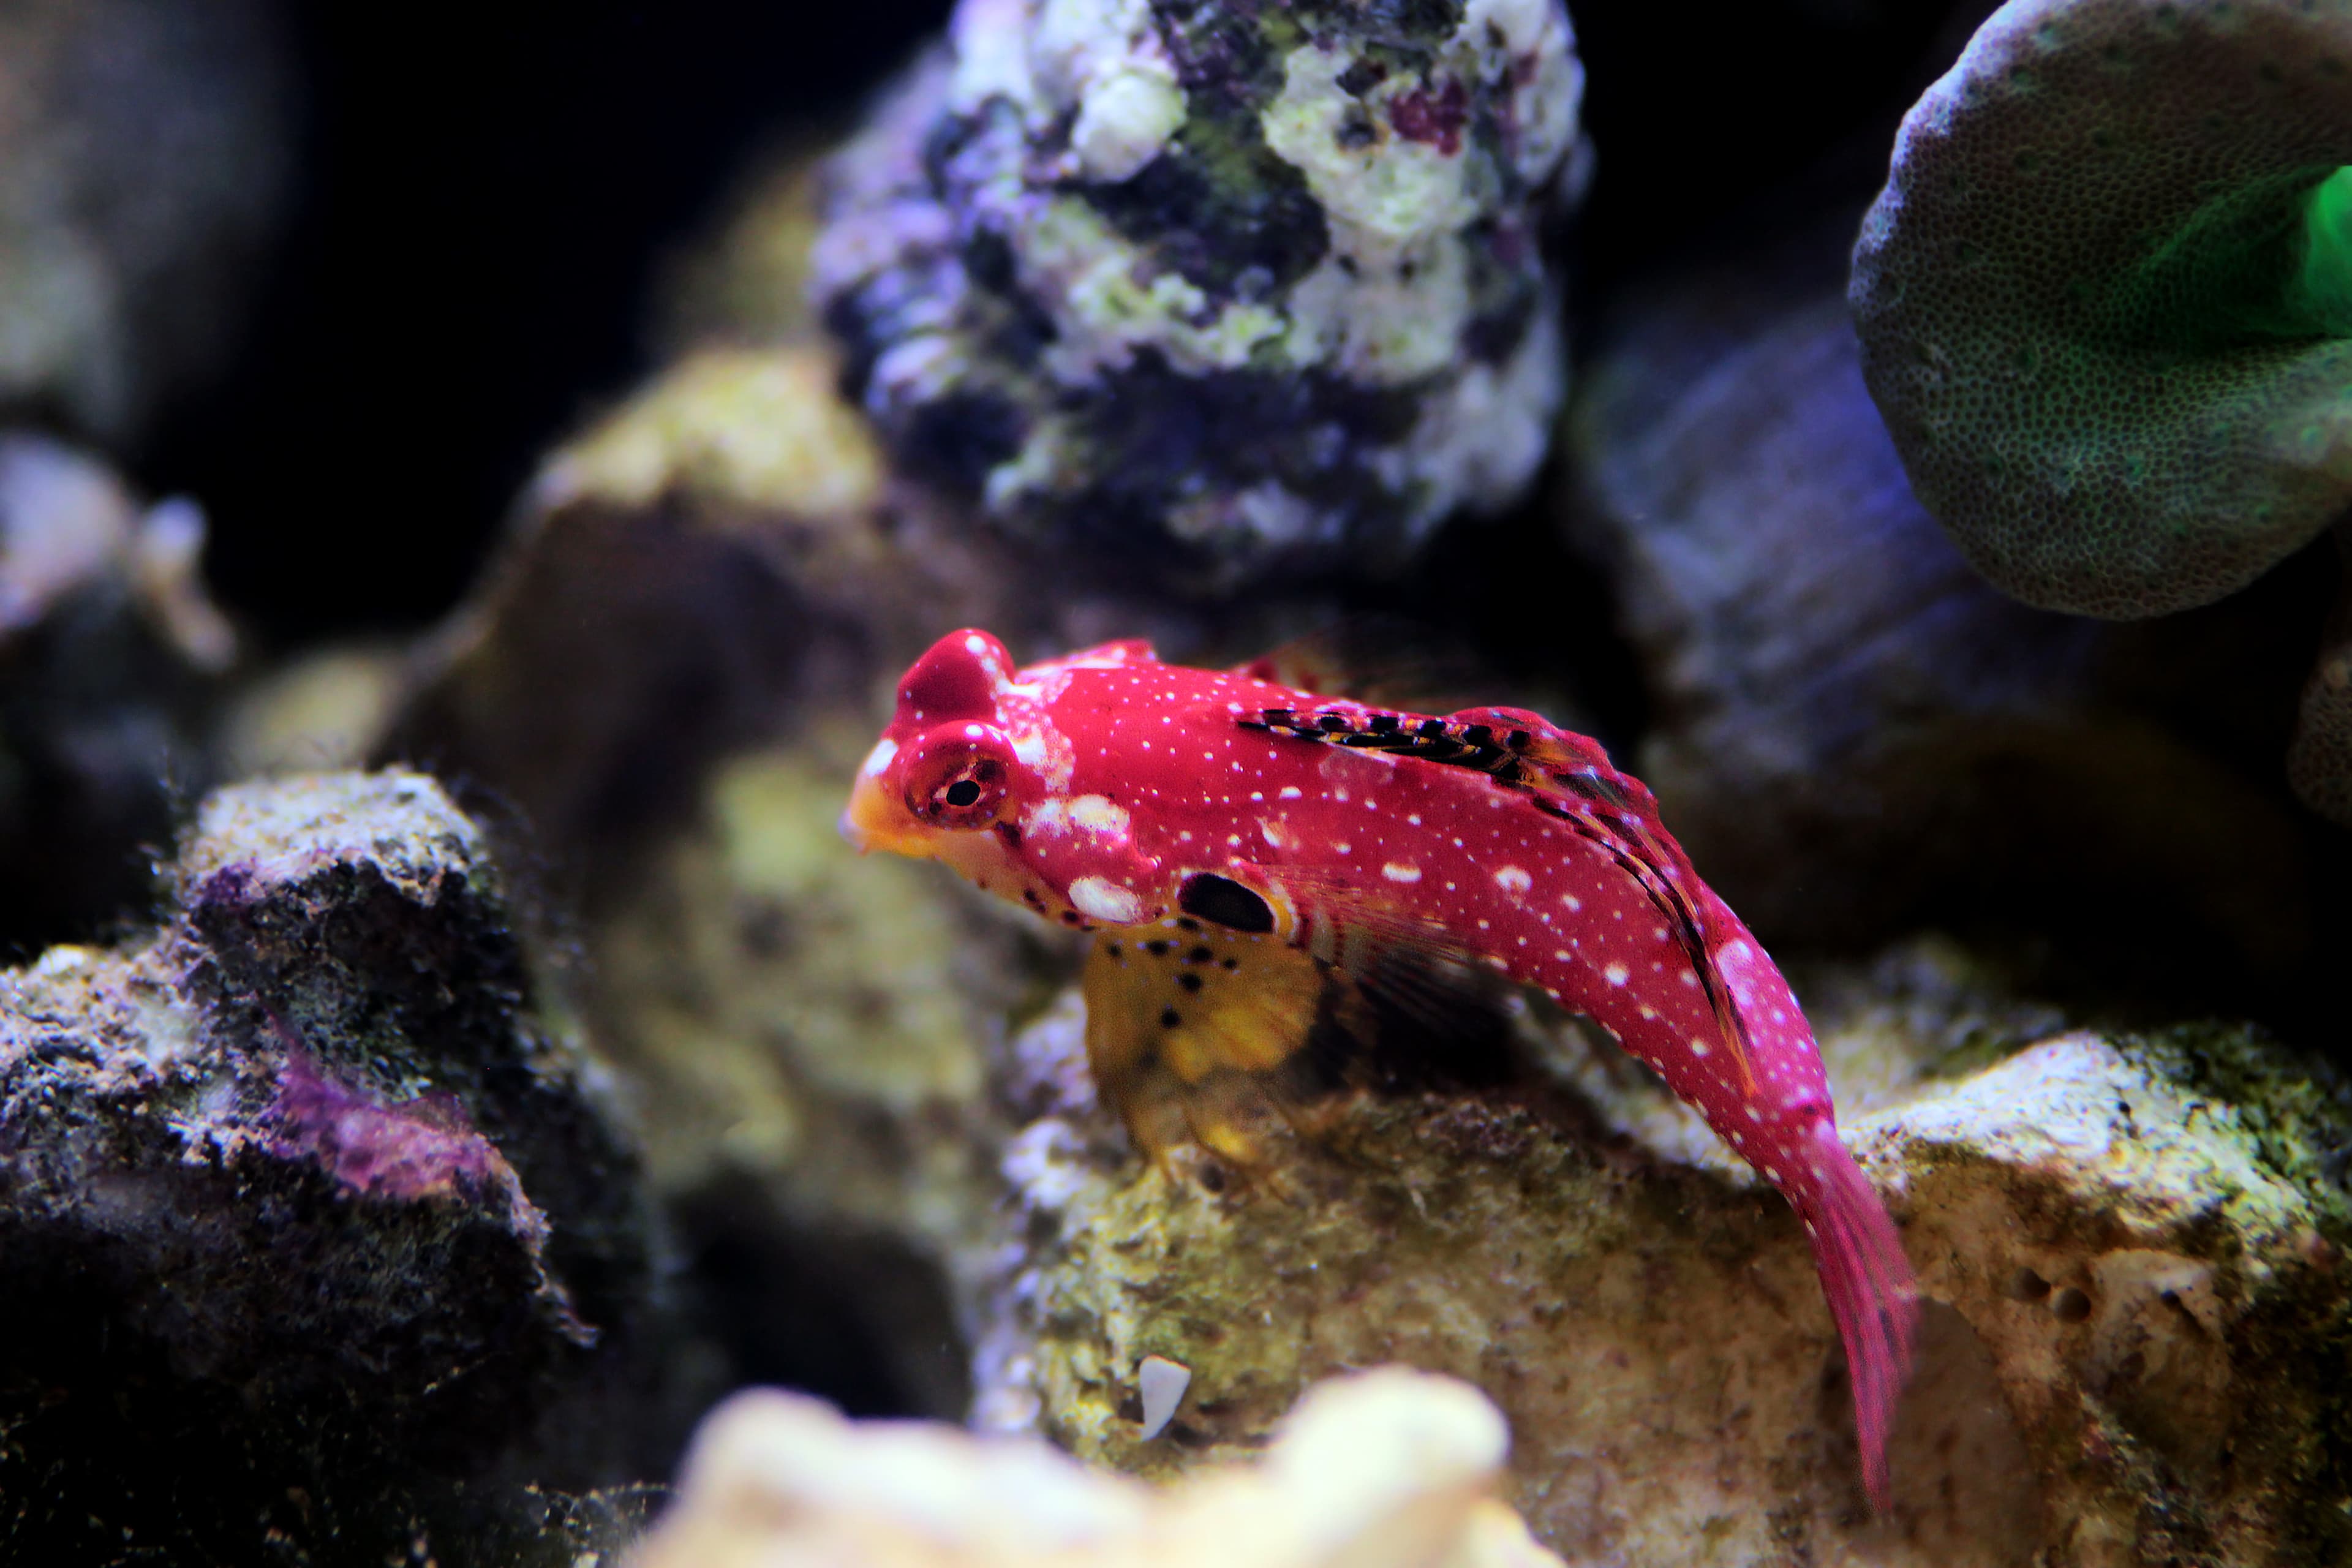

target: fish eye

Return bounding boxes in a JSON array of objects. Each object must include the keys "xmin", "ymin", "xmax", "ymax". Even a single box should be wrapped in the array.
[{"xmin": 902, "ymin": 730, "xmax": 1014, "ymax": 829}]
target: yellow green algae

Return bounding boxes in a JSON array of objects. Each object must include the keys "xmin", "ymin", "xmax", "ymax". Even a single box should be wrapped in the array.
[
  {"xmin": 586, "ymin": 741, "xmax": 1005, "ymax": 1199},
  {"xmin": 656, "ymin": 143, "xmax": 830, "ymax": 354},
  {"xmin": 538, "ymin": 347, "xmax": 885, "ymax": 519}
]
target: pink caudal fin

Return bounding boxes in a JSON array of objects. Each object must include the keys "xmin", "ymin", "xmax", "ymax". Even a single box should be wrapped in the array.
[
  {"xmin": 1702, "ymin": 919, "xmax": 1917, "ymax": 1508},
  {"xmin": 1790, "ymin": 1117, "xmax": 1917, "ymax": 1512}
]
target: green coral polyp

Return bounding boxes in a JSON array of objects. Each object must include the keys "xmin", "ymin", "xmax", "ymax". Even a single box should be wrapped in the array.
[{"xmin": 2291, "ymin": 165, "xmax": 2352, "ymax": 337}]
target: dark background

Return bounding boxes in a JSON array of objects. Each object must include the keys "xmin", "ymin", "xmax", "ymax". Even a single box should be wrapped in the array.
[{"xmin": 137, "ymin": 0, "xmax": 1964, "ymax": 650}]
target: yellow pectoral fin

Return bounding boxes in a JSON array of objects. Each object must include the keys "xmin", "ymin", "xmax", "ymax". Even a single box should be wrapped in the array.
[{"xmin": 1081, "ymin": 922, "xmax": 1330, "ymax": 1167}]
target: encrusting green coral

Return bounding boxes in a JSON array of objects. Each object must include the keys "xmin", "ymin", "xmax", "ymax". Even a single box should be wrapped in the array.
[{"xmin": 1851, "ymin": 0, "xmax": 2352, "ymax": 819}]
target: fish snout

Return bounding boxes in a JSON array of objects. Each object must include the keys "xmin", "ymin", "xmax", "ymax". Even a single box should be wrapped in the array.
[{"xmin": 841, "ymin": 769, "xmax": 935, "ymax": 860}]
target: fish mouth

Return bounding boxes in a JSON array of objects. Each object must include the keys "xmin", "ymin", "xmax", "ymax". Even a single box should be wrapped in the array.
[{"xmin": 840, "ymin": 772, "xmax": 935, "ymax": 859}]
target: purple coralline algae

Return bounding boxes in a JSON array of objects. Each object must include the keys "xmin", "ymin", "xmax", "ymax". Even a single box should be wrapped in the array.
[
  {"xmin": 0, "ymin": 768, "xmax": 655, "ymax": 1562},
  {"xmin": 813, "ymin": 0, "xmax": 1589, "ymax": 586}
]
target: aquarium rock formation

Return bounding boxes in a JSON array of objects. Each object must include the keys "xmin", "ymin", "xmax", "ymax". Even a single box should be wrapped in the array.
[
  {"xmin": 813, "ymin": 0, "xmax": 1589, "ymax": 586},
  {"xmin": 1564, "ymin": 224, "xmax": 2320, "ymax": 995},
  {"xmin": 388, "ymin": 342, "xmax": 1027, "ymax": 865},
  {"xmin": 1850, "ymin": 0, "xmax": 2352, "ymax": 819},
  {"xmin": 972, "ymin": 963, "xmax": 2352, "ymax": 1566},
  {"xmin": 0, "ymin": 431, "xmax": 238, "ymax": 948},
  {"xmin": 631, "ymin": 1367, "xmax": 1563, "ymax": 1568},
  {"xmin": 0, "ymin": 0, "xmax": 290, "ymax": 440},
  {"xmin": 384, "ymin": 335, "xmax": 1065, "ymax": 1416},
  {"xmin": 0, "ymin": 768, "xmax": 661, "ymax": 1562}
]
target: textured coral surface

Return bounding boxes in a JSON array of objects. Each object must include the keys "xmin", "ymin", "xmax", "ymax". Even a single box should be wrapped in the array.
[
  {"xmin": 815, "ymin": 0, "xmax": 1588, "ymax": 584},
  {"xmin": 1853, "ymin": 0, "xmax": 2352, "ymax": 621}
]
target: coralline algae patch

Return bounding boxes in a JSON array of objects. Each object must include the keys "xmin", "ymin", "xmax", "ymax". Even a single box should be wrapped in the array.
[{"xmin": 814, "ymin": 0, "xmax": 1588, "ymax": 585}]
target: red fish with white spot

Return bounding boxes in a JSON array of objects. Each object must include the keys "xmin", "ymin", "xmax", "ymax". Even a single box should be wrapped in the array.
[{"xmin": 844, "ymin": 628, "xmax": 1917, "ymax": 1506}]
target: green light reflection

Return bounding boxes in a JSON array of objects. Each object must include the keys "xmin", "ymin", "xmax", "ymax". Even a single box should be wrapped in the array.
[{"xmin": 2292, "ymin": 165, "xmax": 2352, "ymax": 337}]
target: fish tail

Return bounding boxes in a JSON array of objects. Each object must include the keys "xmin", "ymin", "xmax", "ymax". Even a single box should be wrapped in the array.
[{"xmin": 1789, "ymin": 1118, "xmax": 1917, "ymax": 1513}]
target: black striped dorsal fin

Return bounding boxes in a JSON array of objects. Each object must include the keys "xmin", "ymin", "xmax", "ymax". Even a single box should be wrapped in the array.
[{"xmin": 1242, "ymin": 706, "xmax": 1536, "ymax": 782}]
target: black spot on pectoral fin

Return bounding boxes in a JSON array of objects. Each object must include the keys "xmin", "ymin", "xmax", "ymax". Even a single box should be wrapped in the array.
[{"xmin": 1178, "ymin": 873, "xmax": 1275, "ymax": 933}]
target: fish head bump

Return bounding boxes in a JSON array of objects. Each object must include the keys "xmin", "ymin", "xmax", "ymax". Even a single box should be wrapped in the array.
[{"xmin": 844, "ymin": 628, "xmax": 1040, "ymax": 866}]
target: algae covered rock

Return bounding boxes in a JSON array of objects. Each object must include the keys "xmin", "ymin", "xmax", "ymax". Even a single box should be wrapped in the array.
[
  {"xmin": 631, "ymin": 1367, "xmax": 1563, "ymax": 1568},
  {"xmin": 390, "ymin": 343, "xmax": 968, "ymax": 862},
  {"xmin": 580, "ymin": 738, "xmax": 1039, "ymax": 1417},
  {"xmin": 380, "ymin": 332, "xmax": 1058, "ymax": 1419},
  {"xmin": 0, "ymin": 768, "xmax": 662, "ymax": 1563},
  {"xmin": 972, "ymin": 960, "xmax": 2352, "ymax": 1566},
  {"xmin": 814, "ymin": 0, "xmax": 1589, "ymax": 586},
  {"xmin": 213, "ymin": 640, "xmax": 407, "ymax": 779}
]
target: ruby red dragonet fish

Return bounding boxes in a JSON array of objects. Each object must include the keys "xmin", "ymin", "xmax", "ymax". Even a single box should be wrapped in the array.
[{"xmin": 843, "ymin": 628, "xmax": 1917, "ymax": 1506}]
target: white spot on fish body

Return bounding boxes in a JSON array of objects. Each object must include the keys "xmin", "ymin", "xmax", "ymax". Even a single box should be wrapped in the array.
[
  {"xmin": 1068, "ymin": 794, "xmax": 1131, "ymax": 839},
  {"xmin": 1279, "ymin": 786, "xmax": 1303, "ymax": 799},
  {"xmin": 1493, "ymin": 865, "xmax": 1531, "ymax": 894},
  {"xmin": 1069, "ymin": 877, "xmax": 1144, "ymax": 924},
  {"xmin": 1382, "ymin": 862, "xmax": 1422, "ymax": 883},
  {"xmin": 1604, "ymin": 962, "xmax": 1629, "ymax": 986},
  {"xmin": 964, "ymin": 634, "xmax": 988, "ymax": 655}
]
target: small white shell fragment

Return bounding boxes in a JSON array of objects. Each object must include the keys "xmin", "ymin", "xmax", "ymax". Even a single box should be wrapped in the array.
[{"xmin": 1137, "ymin": 1354, "xmax": 1192, "ymax": 1440}]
